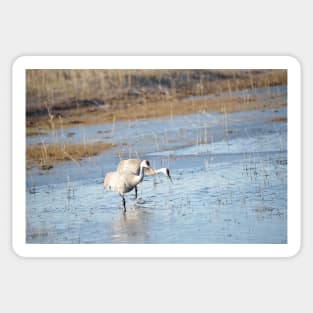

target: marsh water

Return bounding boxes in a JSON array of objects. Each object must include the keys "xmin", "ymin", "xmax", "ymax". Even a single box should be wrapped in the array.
[{"xmin": 26, "ymin": 86, "xmax": 287, "ymax": 244}]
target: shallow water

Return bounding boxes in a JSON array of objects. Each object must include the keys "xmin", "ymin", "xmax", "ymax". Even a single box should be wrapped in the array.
[{"xmin": 26, "ymin": 87, "xmax": 287, "ymax": 244}]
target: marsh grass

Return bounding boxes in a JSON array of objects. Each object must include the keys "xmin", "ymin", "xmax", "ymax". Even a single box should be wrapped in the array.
[
  {"xmin": 26, "ymin": 69, "xmax": 287, "ymax": 168},
  {"xmin": 26, "ymin": 142, "xmax": 113, "ymax": 169},
  {"xmin": 27, "ymin": 92, "xmax": 287, "ymax": 133},
  {"xmin": 26, "ymin": 69, "xmax": 286, "ymax": 112},
  {"xmin": 26, "ymin": 130, "xmax": 48, "ymax": 137},
  {"xmin": 267, "ymin": 116, "xmax": 287, "ymax": 123},
  {"xmin": 26, "ymin": 69, "xmax": 287, "ymax": 130}
]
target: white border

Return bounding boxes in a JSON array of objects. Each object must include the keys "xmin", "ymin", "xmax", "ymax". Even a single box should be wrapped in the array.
[{"xmin": 12, "ymin": 56, "xmax": 301, "ymax": 258}]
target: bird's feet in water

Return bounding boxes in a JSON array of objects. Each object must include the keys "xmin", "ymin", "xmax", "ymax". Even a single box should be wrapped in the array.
[
  {"xmin": 135, "ymin": 198, "xmax": 145, "ymax": 205},
  {"xmin": 119, "ymin": 206, "xmax": 126, "ymax": 211}
]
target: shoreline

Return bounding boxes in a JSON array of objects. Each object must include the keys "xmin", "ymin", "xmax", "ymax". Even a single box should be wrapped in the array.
[{"xmin": 26, "ymin": 85, "xmax": 287, "ymax": 134}]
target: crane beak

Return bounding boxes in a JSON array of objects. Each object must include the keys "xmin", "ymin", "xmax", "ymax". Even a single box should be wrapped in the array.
[
  {"xmin": 168, "ymin": 175, "xmax": 173, "ymax": 183},
  {"xmin": 166, "ymin": 169, "xmax": 173, "ymax": 183}
]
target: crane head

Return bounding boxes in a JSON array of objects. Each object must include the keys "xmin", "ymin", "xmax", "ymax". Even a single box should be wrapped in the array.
[
  {"xmin": 159, "ymin": 168, "xmax": 173, "ymax": 183},
  {"xmin": 140, "ymin": 160, "xmax": 151, "ymax": 169}
]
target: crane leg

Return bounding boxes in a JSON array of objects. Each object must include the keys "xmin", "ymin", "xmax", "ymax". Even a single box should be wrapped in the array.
[
  {"xmin": 122, "ymin": 195, "xmax": 126, "ymax": 213},
  {"xmin": 135, "ymin": 186, "xmax": 138, "ymax": 199}
]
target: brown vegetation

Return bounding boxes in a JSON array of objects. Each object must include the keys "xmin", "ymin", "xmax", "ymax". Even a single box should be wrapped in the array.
[
  {"xmin": 267, "ymin": 116, "xmax": 288, "ymax": 123},
  {"xmin": 26, "ymin": 69, "xmax": 287, "ymax": 131},
  {"xmin": 26, "ymin": 130, "xmax": 48, "ymax": 136},
  {"xmin": 26, "ymin": 69, "xmax": 287, "ymax": 169},
  {"xmin": 26, "ymin": 142, "xmax": 113, "ymax": 169}
]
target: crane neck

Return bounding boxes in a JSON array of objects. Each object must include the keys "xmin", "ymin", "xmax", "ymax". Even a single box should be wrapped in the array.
[{"xmin": 138, "ymin": 164, "xmax": 146, "ymax": 183}]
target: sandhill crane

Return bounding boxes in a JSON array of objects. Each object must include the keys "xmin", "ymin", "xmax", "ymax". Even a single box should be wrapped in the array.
[
  {"xmin": 117, "ymin": 159, "xmax": 172, "ymax": 198},
  {"xmin": 104, "ymin": 160, "xmax": 151, "ymax": 212}
]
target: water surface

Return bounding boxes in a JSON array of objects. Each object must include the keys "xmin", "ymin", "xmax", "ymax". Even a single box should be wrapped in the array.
[{"xmin": 26, "ymin": 87, "xmax": 287, "ymax": 244}]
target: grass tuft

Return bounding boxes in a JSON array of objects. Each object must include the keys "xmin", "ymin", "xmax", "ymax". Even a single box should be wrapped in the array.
[{"xmin": 26, "ymin": 142, "xmax": 113, "ymax": 169}]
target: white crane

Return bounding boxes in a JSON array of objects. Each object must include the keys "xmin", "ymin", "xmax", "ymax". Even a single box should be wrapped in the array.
[
  {"xmin": 104, "ymin": 160, "xmax": 151, "ymax": 212},
  {"xmin": 117, "ymin": 159, "xmax": 172, "ymax": 198}
]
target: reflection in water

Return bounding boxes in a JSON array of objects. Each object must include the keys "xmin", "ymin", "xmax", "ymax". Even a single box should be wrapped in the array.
[{"xmin": 109, "ymin": 205, "xmax": 151, "ymax": 243}]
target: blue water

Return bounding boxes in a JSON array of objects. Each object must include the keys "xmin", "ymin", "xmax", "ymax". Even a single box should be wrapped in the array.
[{"xmin": 26, "ymin": 103, "xmax": 287, "ymax": 244}]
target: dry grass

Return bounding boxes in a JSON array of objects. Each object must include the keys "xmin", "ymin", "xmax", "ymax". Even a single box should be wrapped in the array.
[
  {"xmin": 27, "ymin": 91, "xmax": 287, "ymax": 132},
  {"xmin": 266, "ymin": 116, "xmax": 288, "ymax": 123},
  {"xmin": 26, "ymin": 129, "xmax": 48, "ymax": 136},
  {"xmin": 26, "ymin": 69, "xmax": 287, "ymax": 168},
  {"xmin": 26, "ymin": 142, "xmax": 113, "ymax": 169},
  {"xmin": 26, "ymin": 69, "xmax": 287, "ymax": 130}
]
